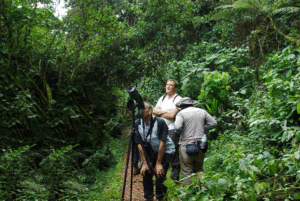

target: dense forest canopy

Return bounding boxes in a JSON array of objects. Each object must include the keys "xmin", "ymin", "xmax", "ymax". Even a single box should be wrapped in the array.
[{"xmin": 1, "ymin": 0, "xmax": 300, "ymax": 200}]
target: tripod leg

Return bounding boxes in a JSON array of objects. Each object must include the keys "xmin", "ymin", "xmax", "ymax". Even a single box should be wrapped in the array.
[
  {"xmin": 130, "ymin": 141, "xmax": 134, "ymax": 200},
  {"xmin": 121, "ymin": 136, "xmax": 132, "ymax": 200}
]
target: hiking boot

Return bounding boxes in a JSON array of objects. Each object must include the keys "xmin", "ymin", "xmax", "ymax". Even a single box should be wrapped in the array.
[{"xmin": 133, "ymin": 168, "xmax": 140, "ymax": 175}]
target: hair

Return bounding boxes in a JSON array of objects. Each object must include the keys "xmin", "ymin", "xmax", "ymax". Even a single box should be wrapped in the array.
[
  {"xmin": 144, "ymin": 101, "xmax": 153, "ymax": 110},
  {"xmin": 167, "ymin": 79, "xmax": 177, "ymax": 88}
]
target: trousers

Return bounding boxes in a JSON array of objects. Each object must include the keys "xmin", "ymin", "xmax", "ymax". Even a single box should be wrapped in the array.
[
  {"xmin": 143, "ymin": 152, "xmax": 171, "ymax": 199},
  {"xmin": 180, "ymin": 145, "xmax": 205, "ymax": 186},
  {"xmin": 169, "ymin": 129, "xmax": 180, "ymax": 181}
]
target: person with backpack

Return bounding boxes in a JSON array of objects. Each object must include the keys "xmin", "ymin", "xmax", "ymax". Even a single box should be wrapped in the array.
[
  {"xmin": 135, "ymin": 101, "xmax": 175, "ymax": 201},
  {"xmin": 153, "ymin": 79, "xmax": 182, "ymax": 181}
]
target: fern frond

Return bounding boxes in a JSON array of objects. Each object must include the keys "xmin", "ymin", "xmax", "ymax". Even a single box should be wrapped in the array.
[
  {"xmin": 211, "ymin": 5, "xmax": 234, "ymax": 21},
  {"xmin": 273, "ymin": 6, "xmax": 300, "ymax": 16},
  {"xmin": 206, "ymin": 104, "xmax": 212, "ymax": 113},
  {"xmin": 273, "ymin": 0, "xmax": 293, "ymax": 9},
  {"xmin": 211, "ymin": 0, "xmax": 299, "ymax": 22},
  {"xmin": 210, "ymin": 9, "xmax": 236, "ymax": 21},
  {"xmin": 215, "ymin": 5, "xmax": 234, "ymax": 10},
  {"xmin": 233, "ymin": 0, "xmax": 268, "ymax": 10}
]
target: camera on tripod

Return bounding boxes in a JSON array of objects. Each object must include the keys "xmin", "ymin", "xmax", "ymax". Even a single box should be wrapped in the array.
[
  {"xmin": 122, "ymin": 86, "xmax": 145, "ymax": 200},
  {"xmin": 127, "ymin": 86, "xmax": 145, "ymax": 118},
  {"xmin": 123, "ymin": 86, "xmax": 163, "ymax": 201}
]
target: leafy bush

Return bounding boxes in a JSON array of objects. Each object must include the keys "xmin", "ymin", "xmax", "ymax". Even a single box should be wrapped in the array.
[
  {"xmin": 165, "ymin": 45, "xmax": 300, "ymax": 200},
  {"xmin": 0, "ymin": 142, "xmax": 121, "ymax": 200},
  {"xmin": 167, "ymin": 132, "xmax": 300, "ymax": 200}
]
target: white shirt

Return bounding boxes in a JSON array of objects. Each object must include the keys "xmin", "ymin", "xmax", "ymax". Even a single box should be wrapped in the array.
[{"xmin": 155, "ymin": 94, "xmax": 182, "ymax": 130}]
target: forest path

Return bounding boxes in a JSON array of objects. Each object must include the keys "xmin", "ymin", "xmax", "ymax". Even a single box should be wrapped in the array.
[
  {"xmin": 121, "ymin": 146, "xmax": 145, "ymax": 200},
  {"xmin": 121, "ymin": 129, "xmax": 176, "ymax": 201}
]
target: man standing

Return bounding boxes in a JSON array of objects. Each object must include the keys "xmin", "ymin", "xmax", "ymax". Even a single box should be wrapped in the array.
[
  {"xmin": 174, "ymin": 97, "xmax": 217, "ymax": 185},
  {"xmin": 153, "ymin": 79, "xmax": 182, "ymax": 181},
  {"xmin": 135, "ymin": 102, "xmax": 175, "ymax": 201}
]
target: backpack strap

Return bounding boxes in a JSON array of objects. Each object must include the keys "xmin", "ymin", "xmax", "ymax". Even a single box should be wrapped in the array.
[
  {"xmin": 161, "ymin": 94, "xmax": 167, "ymax": 102},
  {"xmin": 173, "ymin": 94, "xmax": 179, "ymax": 103},
  {"xmin": 162, "ymin": 94, "xmax": 179, "ymax": 103}
]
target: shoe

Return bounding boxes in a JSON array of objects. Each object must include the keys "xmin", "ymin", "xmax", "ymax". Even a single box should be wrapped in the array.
[{"xmin": 133, "ymin": 168, "xmax": 140, "ymax": 175}]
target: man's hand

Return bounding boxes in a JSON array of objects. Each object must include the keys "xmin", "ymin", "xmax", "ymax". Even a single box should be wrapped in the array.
[
  {"xmin": 140, "ymin": 164, "xmax": 150, "ymax": 176},
  {"xmin": 155, "ymin": 163, "xmax": 165, "ymax": 178}
]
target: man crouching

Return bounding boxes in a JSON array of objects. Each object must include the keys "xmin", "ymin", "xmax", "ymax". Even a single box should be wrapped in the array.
[{"xmin": 135, "ymin": 102, "xmax": 175, "ymax": 201}]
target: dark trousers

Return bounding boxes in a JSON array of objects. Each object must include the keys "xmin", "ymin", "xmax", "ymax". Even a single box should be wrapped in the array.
[
  {"xmin": 132, "ymin": 143, "xmax": 140, "ymax": 171},
  {"xmin": 143, "ymin": 152, "xmax": 171, "ymax": 199},
  {"xmin": 169, "ymin": 129, "xmax": 180, "ymax": 181}
]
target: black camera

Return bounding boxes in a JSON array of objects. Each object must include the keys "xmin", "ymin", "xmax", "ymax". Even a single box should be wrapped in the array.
[
  {"xmin": 127, "ymin": 86, "xmax": 144, "ymax": 119},
  {"xmin": 127, "ymin": 86, "xmax": 144, "ymax": 109}
]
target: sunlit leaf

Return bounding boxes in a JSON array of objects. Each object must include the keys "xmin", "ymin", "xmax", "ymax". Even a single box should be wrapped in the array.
[{"xmin": 218, "ymin": 178, "xmax": 228, "ymax": 188}]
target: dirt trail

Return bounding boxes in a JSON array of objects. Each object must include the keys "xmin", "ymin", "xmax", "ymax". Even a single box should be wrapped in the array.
[{"xmin": 121, "ymin": 148, "xmax": 145, "ymax": 201}]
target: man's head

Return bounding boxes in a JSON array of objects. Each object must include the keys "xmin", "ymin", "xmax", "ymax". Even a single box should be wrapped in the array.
[
  {"xmin": 143, "ymin": 101, "xmax": 153, "ymax": 120},
  {"xmin": 166, "ymin": 79, "xmax": 177, "ymax": 95},
  {"xmin": 175, "ymin": 97, "xmax": 197, "ymax": 109}
]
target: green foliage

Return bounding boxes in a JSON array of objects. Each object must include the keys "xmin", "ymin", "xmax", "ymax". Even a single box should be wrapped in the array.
[
  {"xmin": 1, "ymin": 0, "xmax": 300, "ymax": 199},
  {"xmin": 198, "ymin": 71, "xmax": 230, "ymax": 109},
  {"xmin": 211, "ymin": 0, "xmax": 300, "ymax": 56},
  {"xmin": 0, "ymin": 134, "xmax": 126, "ymax": 200},
  {"xmin": 165, "ymin": 43, "xmax": 300, "ymax": 200},
  {"xmin": 245, "ymin": 46, "xmax": 300, "ymax": 146},
  {"xmin": 206, "ymin": 98, "xmax": 218, "ymax": 117},
  {"xmin": 1, "ymin": 0, "xmax": 215, "ymax": 197},
  {"xmin": 167, "ymin": 132, "xmax": 300, "ymax": 200}
]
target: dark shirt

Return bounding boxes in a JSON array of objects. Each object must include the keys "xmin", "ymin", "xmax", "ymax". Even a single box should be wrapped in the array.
[{"xmin": 134, "ymin": 115, "xmax": 175, "ymax": 154}]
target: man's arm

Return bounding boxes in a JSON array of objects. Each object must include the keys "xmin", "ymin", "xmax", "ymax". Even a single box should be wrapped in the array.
[
  {"xmin": 161, "ymin": 108, "xmax": 180, "ymax": 120},
  {"xmin": 153, "ymin": 106, "xmax": 167, "ymax": 116},
  {"xmin": 161, "ymin": 96, "xmax": 181, "ymax": 119},
  {"xmin": 138, "ymin": 144, "xmax": 150, "ymax": 176},
  {"xmin": 153, "ymin": 97, "xmax": 166, "ymax": 116},
  {"xmin": 174, "ymin": 112, "xmax": 184, "ymax": 133},
  {"xmin": 161, "ymin": 95, "xmax": 182, "ymax": 120},
  {"xmin": 155, "ymin": 140, "xmax": 166, "ymax": 178},
  {"xmin": 204, "ymin": 112, "xmax": 217, "ymax": 133}
]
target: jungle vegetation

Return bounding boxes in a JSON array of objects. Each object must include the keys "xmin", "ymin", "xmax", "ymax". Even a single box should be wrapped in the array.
[{"xmin": 0, "ymin": 0, "xmax": 300, "ymax": 200}]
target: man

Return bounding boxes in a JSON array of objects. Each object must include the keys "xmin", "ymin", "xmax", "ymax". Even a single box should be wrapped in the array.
[
  {"xmin": 174, "ymin": 97, "xmax": 217, "ymax": 185},
  {"xmin": 135, "ymin": 102, "xmax": 175, "ymax": 201},
  {"xmin": 153, "ymin": 79, "xmax": 182, "ymax": 181}
]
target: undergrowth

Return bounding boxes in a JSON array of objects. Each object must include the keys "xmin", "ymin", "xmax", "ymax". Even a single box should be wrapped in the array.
[
  {"xmin": 0, "ymin": 130, "xmax": 128, "ymax": 200},
  {"xmin": 90, "ymin": 129, "xmax": 128, "ymax": 200}
]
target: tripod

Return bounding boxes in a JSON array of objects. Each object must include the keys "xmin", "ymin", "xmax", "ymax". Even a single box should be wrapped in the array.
[{"xmin": 121, "ymin": 108, "xmax": 164, "ymax": 201}]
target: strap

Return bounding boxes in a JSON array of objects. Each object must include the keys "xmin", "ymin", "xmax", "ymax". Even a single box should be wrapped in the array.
[
  {"xmin": 142, "ymin": 116, "xmax": 157, "ymax": 143},
  {"xmin": 161, "ymin": 94, "xmax": 167, "ymax": 102},
  {"xmin": 167, "ymin": 129, "xmax": 177, "ymax": 144},
  {"xmin": 162, "ymin": 94, "xmax": 178, "ymax": 103},
  {"xmin": 167, "ymin": 132, "xmax": 172, "ymax": 141},
  {"xmin": 173, "ymin": 94, "xmax": 179, "ymax": 103}
]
